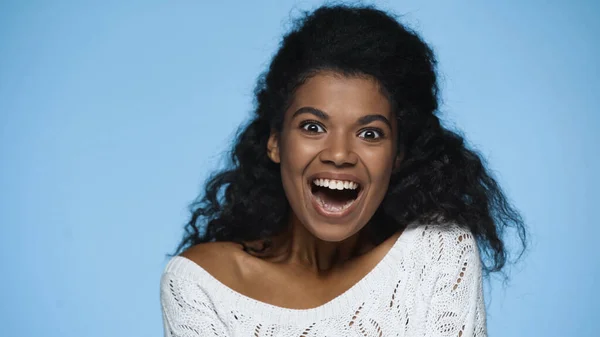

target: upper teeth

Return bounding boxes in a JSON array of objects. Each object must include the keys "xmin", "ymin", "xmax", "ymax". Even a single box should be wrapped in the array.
[{"xmin": 313, "ymin": 179, "xmax": 359, "ymax": 190}]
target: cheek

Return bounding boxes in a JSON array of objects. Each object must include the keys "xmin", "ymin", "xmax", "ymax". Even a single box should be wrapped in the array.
[
  {"xmin": 280, "ymin": 134, "xmax": 320, "ymax": 174},
  {"xmin": 278, "ymin": 134, "xmax": 319, "ymax": 197},
  {"xmin": 361, "ymin": 147, "xmax": 396, "ymax": 179}
]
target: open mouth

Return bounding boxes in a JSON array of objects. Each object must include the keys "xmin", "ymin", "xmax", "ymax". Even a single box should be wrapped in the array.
[{"xmin": 310, "ymin": 178, "xmax": 362, "ymax": 216}]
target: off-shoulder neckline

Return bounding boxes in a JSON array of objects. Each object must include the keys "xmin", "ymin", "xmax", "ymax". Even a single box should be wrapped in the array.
[{"xmin": 163, "ymin": 225, "xmax": 421, "ymax": 323}]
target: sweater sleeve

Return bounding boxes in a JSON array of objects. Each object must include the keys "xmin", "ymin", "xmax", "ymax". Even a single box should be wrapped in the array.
[
  {"xmin": 160, "ymin": 271, "xmax": 229, "ymax": 337},
  {"xmin": 423, "ymin": 227, "xmax": 487, "ymax": 337}
]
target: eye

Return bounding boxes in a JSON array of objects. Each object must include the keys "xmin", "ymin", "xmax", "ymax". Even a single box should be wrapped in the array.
[
  {"xmin": 358, "ymin": 128, "xmax": 384, "ymax": 140},
  {"xmin": 300, "ymin": 121, "xmax": 325, "ymax": 134}
]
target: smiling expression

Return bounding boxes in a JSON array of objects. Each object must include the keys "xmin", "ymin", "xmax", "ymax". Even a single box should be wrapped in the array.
[{"xmin": 267, "ymin": 72, "xmax": 400, "ymax": 242}]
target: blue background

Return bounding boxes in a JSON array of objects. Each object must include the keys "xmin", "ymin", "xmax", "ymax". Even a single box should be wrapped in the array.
[{"xmin": 1, "ymin": 1, "xmax": 598, "ymax": 336}]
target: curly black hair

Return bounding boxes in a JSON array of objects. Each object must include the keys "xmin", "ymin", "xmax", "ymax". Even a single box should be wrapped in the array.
[{"xmin": 174, "ymin": 5, "xmax": 527, "ymax": 274}]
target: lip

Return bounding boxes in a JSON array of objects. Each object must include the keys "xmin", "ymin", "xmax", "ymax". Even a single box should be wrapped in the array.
[{"xmin": 306, "ymin": 172, "xmax": 365, "ymax": 220}]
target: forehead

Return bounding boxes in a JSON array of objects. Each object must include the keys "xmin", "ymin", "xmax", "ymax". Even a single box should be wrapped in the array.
[{"xmin": 287, "ymin": 72, "xmax": 392, "ymax": 119}]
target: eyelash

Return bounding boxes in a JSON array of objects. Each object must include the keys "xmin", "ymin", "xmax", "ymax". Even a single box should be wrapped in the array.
[
  {"xmin": 299, "ymin": 120, "xmax": 326, "ymax": 133},
  {"xmin": 358, "ymin": 128, "xmax": 385, "ymax": 141},
  {"xmin": 299, "ymin": 121, "xmax": 386, "ymax": 140}
]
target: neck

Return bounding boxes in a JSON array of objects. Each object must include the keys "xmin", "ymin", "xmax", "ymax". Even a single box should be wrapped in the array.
[{"xmin": 267, "ymin": 215, "xmax": 372, "ymax": 274}]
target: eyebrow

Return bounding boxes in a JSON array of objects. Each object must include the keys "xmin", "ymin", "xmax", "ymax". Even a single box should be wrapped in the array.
[
  {"xmin": 292, "ymin": 106, "xmax": 392, "ymax": 129},
  {"xmin": 292, "ymin": 107, "xmax": 329, "ymax": 120},
  {"xmin": 357, "ymin": 114, "xmax": 392, "ymax": 129}
]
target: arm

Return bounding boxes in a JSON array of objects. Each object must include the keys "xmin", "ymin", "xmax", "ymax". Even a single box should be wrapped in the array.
[
  {"xmin": 424, "ymin": 229, "xmax": 487, "ymax": 337},
  {"xmin": 160, "ymin": 272, "xmax": 228, "ymax": 337}
]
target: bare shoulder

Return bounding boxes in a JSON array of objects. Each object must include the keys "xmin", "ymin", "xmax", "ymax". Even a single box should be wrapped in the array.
[{"xmin": 180, "ymin": 241, "xmax": 251, "ymax": 286}]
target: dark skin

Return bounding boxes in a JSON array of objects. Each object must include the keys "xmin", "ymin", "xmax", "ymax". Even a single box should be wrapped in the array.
[{"xmin": 182, "ymin": 72, "xmax": 403, "ymax": 309}]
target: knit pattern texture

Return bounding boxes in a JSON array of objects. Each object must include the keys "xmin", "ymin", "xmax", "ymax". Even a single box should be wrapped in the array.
[{"xmin": 160, "ymin": 224, "xmax": 487, "ymax": 336}]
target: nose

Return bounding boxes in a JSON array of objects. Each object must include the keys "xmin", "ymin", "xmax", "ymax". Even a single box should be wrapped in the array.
[{"xmin": 318, "ymin": 133, "xmax": 358, "ymax": 167}]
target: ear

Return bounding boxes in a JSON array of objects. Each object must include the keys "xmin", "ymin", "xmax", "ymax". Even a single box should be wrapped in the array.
[
  {"xmin": 267, "ymin": 130, "xmax": 281, "ymax": 163},
  {"xmin": 393, "ymin": 146, "xmax": 405, "ymax": 172},
  {"xmin": 393, "ymin": 156, "xmax": 402, "ymax": 172}
]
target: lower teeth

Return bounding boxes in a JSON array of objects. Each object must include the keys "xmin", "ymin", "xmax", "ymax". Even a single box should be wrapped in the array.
[{"xmin": 316, "ymin": 196, "xmax": 354, "ymax": 212}]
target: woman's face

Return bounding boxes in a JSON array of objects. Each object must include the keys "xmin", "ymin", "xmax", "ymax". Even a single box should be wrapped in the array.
[{"xmin": 268, "ymin": 72, "xmax": 400, "ymax": 242}]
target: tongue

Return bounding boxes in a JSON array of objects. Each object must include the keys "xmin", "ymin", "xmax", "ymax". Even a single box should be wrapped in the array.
[{"xmin": 313, "ymin": 188, "xmax": 356, "ymax": 211}]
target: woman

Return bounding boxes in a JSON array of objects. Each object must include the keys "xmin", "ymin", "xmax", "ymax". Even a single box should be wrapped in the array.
[{"xmin": 160, "ymin": 5, "xmax": 526, "ymax": 336}]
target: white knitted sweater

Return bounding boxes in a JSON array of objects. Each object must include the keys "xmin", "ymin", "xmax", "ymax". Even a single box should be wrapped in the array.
[{"xmin": 160, "ymin": 224, "xmax": 487, "ymax": 336}]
